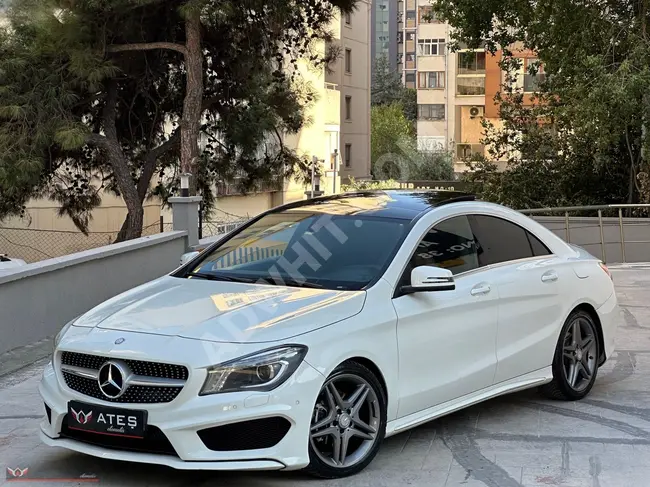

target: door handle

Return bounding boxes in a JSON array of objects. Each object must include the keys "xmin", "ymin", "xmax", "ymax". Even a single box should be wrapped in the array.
[
  {"xmin": 470, "ymin": 284, "xmax": 491, "ymax": 296},
  {"xmin": 541, "ymin": 271, "xmax": 559, "ymax": 283}
]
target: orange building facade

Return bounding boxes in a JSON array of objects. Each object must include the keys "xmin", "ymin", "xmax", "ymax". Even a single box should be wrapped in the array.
[{"xmin": 484, "ymin": 47, "xmax": 544, "ymax": 119}]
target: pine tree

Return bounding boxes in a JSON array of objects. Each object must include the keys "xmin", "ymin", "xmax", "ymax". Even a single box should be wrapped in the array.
[{"xmin": 0, "ymin": 0, "xmax": 356, "ymax": 240}]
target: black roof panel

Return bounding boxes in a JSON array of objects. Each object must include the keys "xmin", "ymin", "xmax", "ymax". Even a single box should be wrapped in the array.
[{"xmin": 280, "ymin": 190, "xmax": 476, "ymax": 220}]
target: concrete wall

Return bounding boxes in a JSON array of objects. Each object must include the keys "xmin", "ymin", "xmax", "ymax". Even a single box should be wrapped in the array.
[
  {"xmin": 0, "ymin": 231, "xmax": 187, "ymax": 355},
  {"xmin": 532, "ymin": 216, "xmax": 650, "ymax": 264}
]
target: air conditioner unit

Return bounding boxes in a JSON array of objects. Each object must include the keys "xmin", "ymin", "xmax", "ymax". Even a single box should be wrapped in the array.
[{"xmin": 469, "ymin": 106, "xmax": 484, "ymax": 118}]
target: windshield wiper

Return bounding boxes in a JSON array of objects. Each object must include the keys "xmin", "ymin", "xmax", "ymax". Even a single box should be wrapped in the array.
[
  {"xmin": 187, "ymin": 272, "xmax": 255, "ymax": 283},
  {"xmin": 257, "ymin": 276, "xmax": 323, "ymax": 289}
]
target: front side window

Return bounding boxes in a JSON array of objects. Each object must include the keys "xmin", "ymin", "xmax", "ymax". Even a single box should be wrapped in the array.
[
  {"xmin": 185, "ymin": 211, "xmax": 408, "ymax": 290},
  {"xmin": 468, "ymin": 214, "xmax": 550, "ymax": 266},
  {"xmin": 407, "ymin": 215, "xmax": 479, "ymax": 277}
]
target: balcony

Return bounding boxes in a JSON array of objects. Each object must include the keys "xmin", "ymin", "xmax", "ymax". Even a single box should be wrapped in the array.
[
  {"xmin": 456, "ymin": 143, "xmax": 485, "ymax": 160},
  {"xmin": 456, "ymin": 77, "xmax": 486, "ymax": 96}
]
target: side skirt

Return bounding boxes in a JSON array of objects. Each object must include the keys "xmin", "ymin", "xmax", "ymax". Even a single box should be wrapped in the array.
[{"xmin": 385, "ymin": 366, "xmax": 553, "ymax": 437}]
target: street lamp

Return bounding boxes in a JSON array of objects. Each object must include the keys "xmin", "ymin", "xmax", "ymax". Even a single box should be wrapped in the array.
[{"xmin": 180, "ymin": 172, "xmax": 191, "ymax": 197}]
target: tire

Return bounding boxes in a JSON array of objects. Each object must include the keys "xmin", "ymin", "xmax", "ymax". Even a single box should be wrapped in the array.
[
  {"xmin": 304, "ymin": 361, "xmax": 387, "ymax": 479},
  {"xmin": 540, "ymin": 310, "xmax": 600, "ymax": 401}
]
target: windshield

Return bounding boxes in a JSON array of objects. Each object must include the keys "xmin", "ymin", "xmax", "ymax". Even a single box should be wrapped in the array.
[{"xmin": 183, "ymin": 210, "xmax": 408, "ymax": 290}]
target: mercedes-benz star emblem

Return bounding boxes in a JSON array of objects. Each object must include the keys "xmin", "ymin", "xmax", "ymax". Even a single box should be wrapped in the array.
[
  {"xmin": 114, "ymin": 338, "xmax": 125, "ymax": 345},
  {"xmin": 97, "ymin": 361, "xmax": 128, "ymax": 399}
]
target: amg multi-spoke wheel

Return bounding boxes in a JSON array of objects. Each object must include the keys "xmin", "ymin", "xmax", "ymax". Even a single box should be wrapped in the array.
[
  {"xmin": 306, "ymin": 361, "xmax": 386, "ymax": 478},
  {"xmin": 541, "ymin": 310, "xmax": 600, "ymax": 400}
]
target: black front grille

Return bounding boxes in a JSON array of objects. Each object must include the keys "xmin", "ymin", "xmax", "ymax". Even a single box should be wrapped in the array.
[
  {"xmin": 197, "ymin": 417, "xmax": 291, "ymax": 451},
  {"xmin": 61, "ymin": 352, "xmax": 188, "ymax": 380},
  {"xmin": 62, "ymin": 372, "xmax": 183, "ymax": 404},
  {"xmin": 60, "ymin": 414, "xmax": 178, "ymax": 456},
  {"xmin": 60, "ymin": 351, "xmax": 188, "ymax": 404}
]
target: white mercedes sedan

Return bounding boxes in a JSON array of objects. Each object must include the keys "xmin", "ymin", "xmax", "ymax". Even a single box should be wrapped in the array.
[{"xmin": 40, "ymin": 190, "xmax": 619, "ymax": 478}]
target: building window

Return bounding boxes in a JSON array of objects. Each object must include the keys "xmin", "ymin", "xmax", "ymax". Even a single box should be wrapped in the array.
[
  {"xmin": 456, "ymin": 143, "xmax": 485, "ymax": 159},
  {"xmin": 418, "ymin": 6, "xmax": 439, "ymax": 23},
  {"xmin": 457, "ymin": 51, "xmax": 486, "ymax": 75},
  {"xmin": 405, "ymin": 53, "xmax": 416, "ymax": 69},
  {"xmin": 506, "ymin": 58, "xmax": 546, "ymax": 92},
  {"xmin": 418, "ymin": 71, "xmax": 445, "ymax": 89},
  {"xmin": 523, "ymin": 58, "xmax": 545, "ymax": 92},
  {"xmin": 417, "ymin": 104, "xmax": 445, "ymax": 120},
  {"xmin": 417, "ymin": 38, "xmax": 446, "ymax": 56},
  {"xmin": 405, "ymin": 72, "xmax": 416, "ymax": 89},
  {"xmin": 345, "ymin": 48, "xmax": 352, "ymax": 73},
  {"xmin": 406, "ymin": 32, "xmax": 415, "ymax": 41},
  {"xmin": 345, "ymin": 96, "xmax": 352, "ymax": 120},
  {"xmin": 344, "ymin": 11, "xmax": 351, "ymax": 25},
  {"xmin": 406, "ymin": 10, "xmax": 416, "ymax": 27},
  {"xmin": 456, "ymin": 77, "xmax": 486, "ymax": 95},
  {"xmin": 345, "ymin": 144, "xmax": 352, "ymax": 167}
]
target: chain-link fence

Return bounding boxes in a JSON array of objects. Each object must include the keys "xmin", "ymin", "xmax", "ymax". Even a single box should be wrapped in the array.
[
  {"xmin": 1, "ymin": 204, "xmax": 252, "ymax": 264},
  {"xmin": 200, "ymin": 208, "xmax": 249, "ymax": 239},
  {"xmin": 0, "ymin": 221, "xmax": 163, "ymax": 264}
]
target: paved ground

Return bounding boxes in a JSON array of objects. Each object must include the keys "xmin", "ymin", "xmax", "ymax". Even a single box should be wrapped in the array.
[{"xmin": 1, "ymin": 267, "xmax": 649, "ymax": 487}]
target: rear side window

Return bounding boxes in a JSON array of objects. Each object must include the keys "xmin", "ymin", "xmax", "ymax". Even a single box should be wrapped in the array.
[
  {"xmin": 468, "ymin": 215, "xmax": 548, "ymax": 267},
  {"xmin": 527, "ymin": 231, "xmax": 551, "ymax": 256}
]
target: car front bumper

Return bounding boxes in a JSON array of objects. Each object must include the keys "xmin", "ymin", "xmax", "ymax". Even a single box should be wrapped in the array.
[{"xmin": 39, "ymin": 347, "xmax": 324, "ymax": 471}]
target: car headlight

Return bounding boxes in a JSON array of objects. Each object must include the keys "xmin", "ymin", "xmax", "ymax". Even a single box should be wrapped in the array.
[
  {"xmin": 199, "ymin": 345, "xmax": 308, "ymax": 396},
  {"xmin": 53, "ymin": 317, "xmax": 77, "ymax": 351}
]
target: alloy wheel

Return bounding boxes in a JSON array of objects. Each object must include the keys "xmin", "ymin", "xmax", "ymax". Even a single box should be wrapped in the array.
[
  {"xmin": 562, "ymin": 316, "xmax": 597, "ymax": 392},
  {"xmin": 310, "ymin": 373, "xmax": 381, "ymax": 468}
]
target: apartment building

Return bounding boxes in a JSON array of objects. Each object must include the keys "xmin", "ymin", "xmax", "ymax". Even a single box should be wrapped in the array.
[
  {"xmin": 325, "ymin": 0, "xmax": 373, "ymax": 183},
  {"xmin": 372, "ymin": 0, "xmax": 544, "ymax": 172}
]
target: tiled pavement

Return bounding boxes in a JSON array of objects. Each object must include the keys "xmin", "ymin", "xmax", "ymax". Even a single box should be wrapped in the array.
[{"xmin": 1, "ymin": 267, "xmax": 649, "ymax": 486}]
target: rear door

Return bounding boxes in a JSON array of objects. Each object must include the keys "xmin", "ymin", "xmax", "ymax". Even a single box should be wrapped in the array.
[{"xmin": 467, "ymin": 214, "xmax": 567, "ymax": 383}]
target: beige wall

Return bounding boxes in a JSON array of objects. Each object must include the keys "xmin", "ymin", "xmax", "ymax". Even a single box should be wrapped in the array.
[{"xmin": 2, "ymin": 194, "xmax": 161, "ymax": 234}]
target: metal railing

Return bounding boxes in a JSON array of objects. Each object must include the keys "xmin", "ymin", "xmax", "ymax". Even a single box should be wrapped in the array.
[{"xmin": 519, "ymin": 204, "xmax": 650, "ymax": 264}]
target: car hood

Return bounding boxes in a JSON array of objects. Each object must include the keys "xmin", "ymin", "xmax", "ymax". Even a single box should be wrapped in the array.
[{"xmin": 73, "ymin": 276, "xmax": 366, "ymax": 343}]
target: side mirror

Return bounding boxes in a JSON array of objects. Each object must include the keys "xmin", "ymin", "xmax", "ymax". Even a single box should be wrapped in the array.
[
  {"xmin": 180, "ymin": 251, "xmax": 200, "ymax": 266},
  {"xmin": 401, "ymin": 266, "xmax": 455, "ymax": 295}
]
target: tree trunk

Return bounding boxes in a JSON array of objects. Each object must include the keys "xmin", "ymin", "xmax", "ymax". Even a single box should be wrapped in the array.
[
  {"xmin": 180, "ymin": 9, "xmax": 204, "ymax": 192},
  {"xmin": 91, "ymin": 80, "xmax": 144, "ymax": 242}
]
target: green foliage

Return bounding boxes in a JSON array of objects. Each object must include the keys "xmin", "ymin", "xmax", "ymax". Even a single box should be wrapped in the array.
[
  {"xmin": 434, "ymin": 0, "xmax": 650, "ymax": 207},
  {"xmin": 371, "ymin": 55, "xmax": 404, "ymax": 106},
  {"xmin": 371, "ymin": 55, "xmax": 416, "ymax": 124},
  {"xmin": 400, "ymin": 88, "xmax": 417, "ymax": 125},
  {"xmin": 341, "ymin": 177, "xmax": 400, "ymax": 191},
  {"xmin": 371, "ymin": 102, "xmax": 414, "ymax": 166},
  {"xmin": 371, "ymin": 102, "xmax": 453, "ymax": 181}
]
